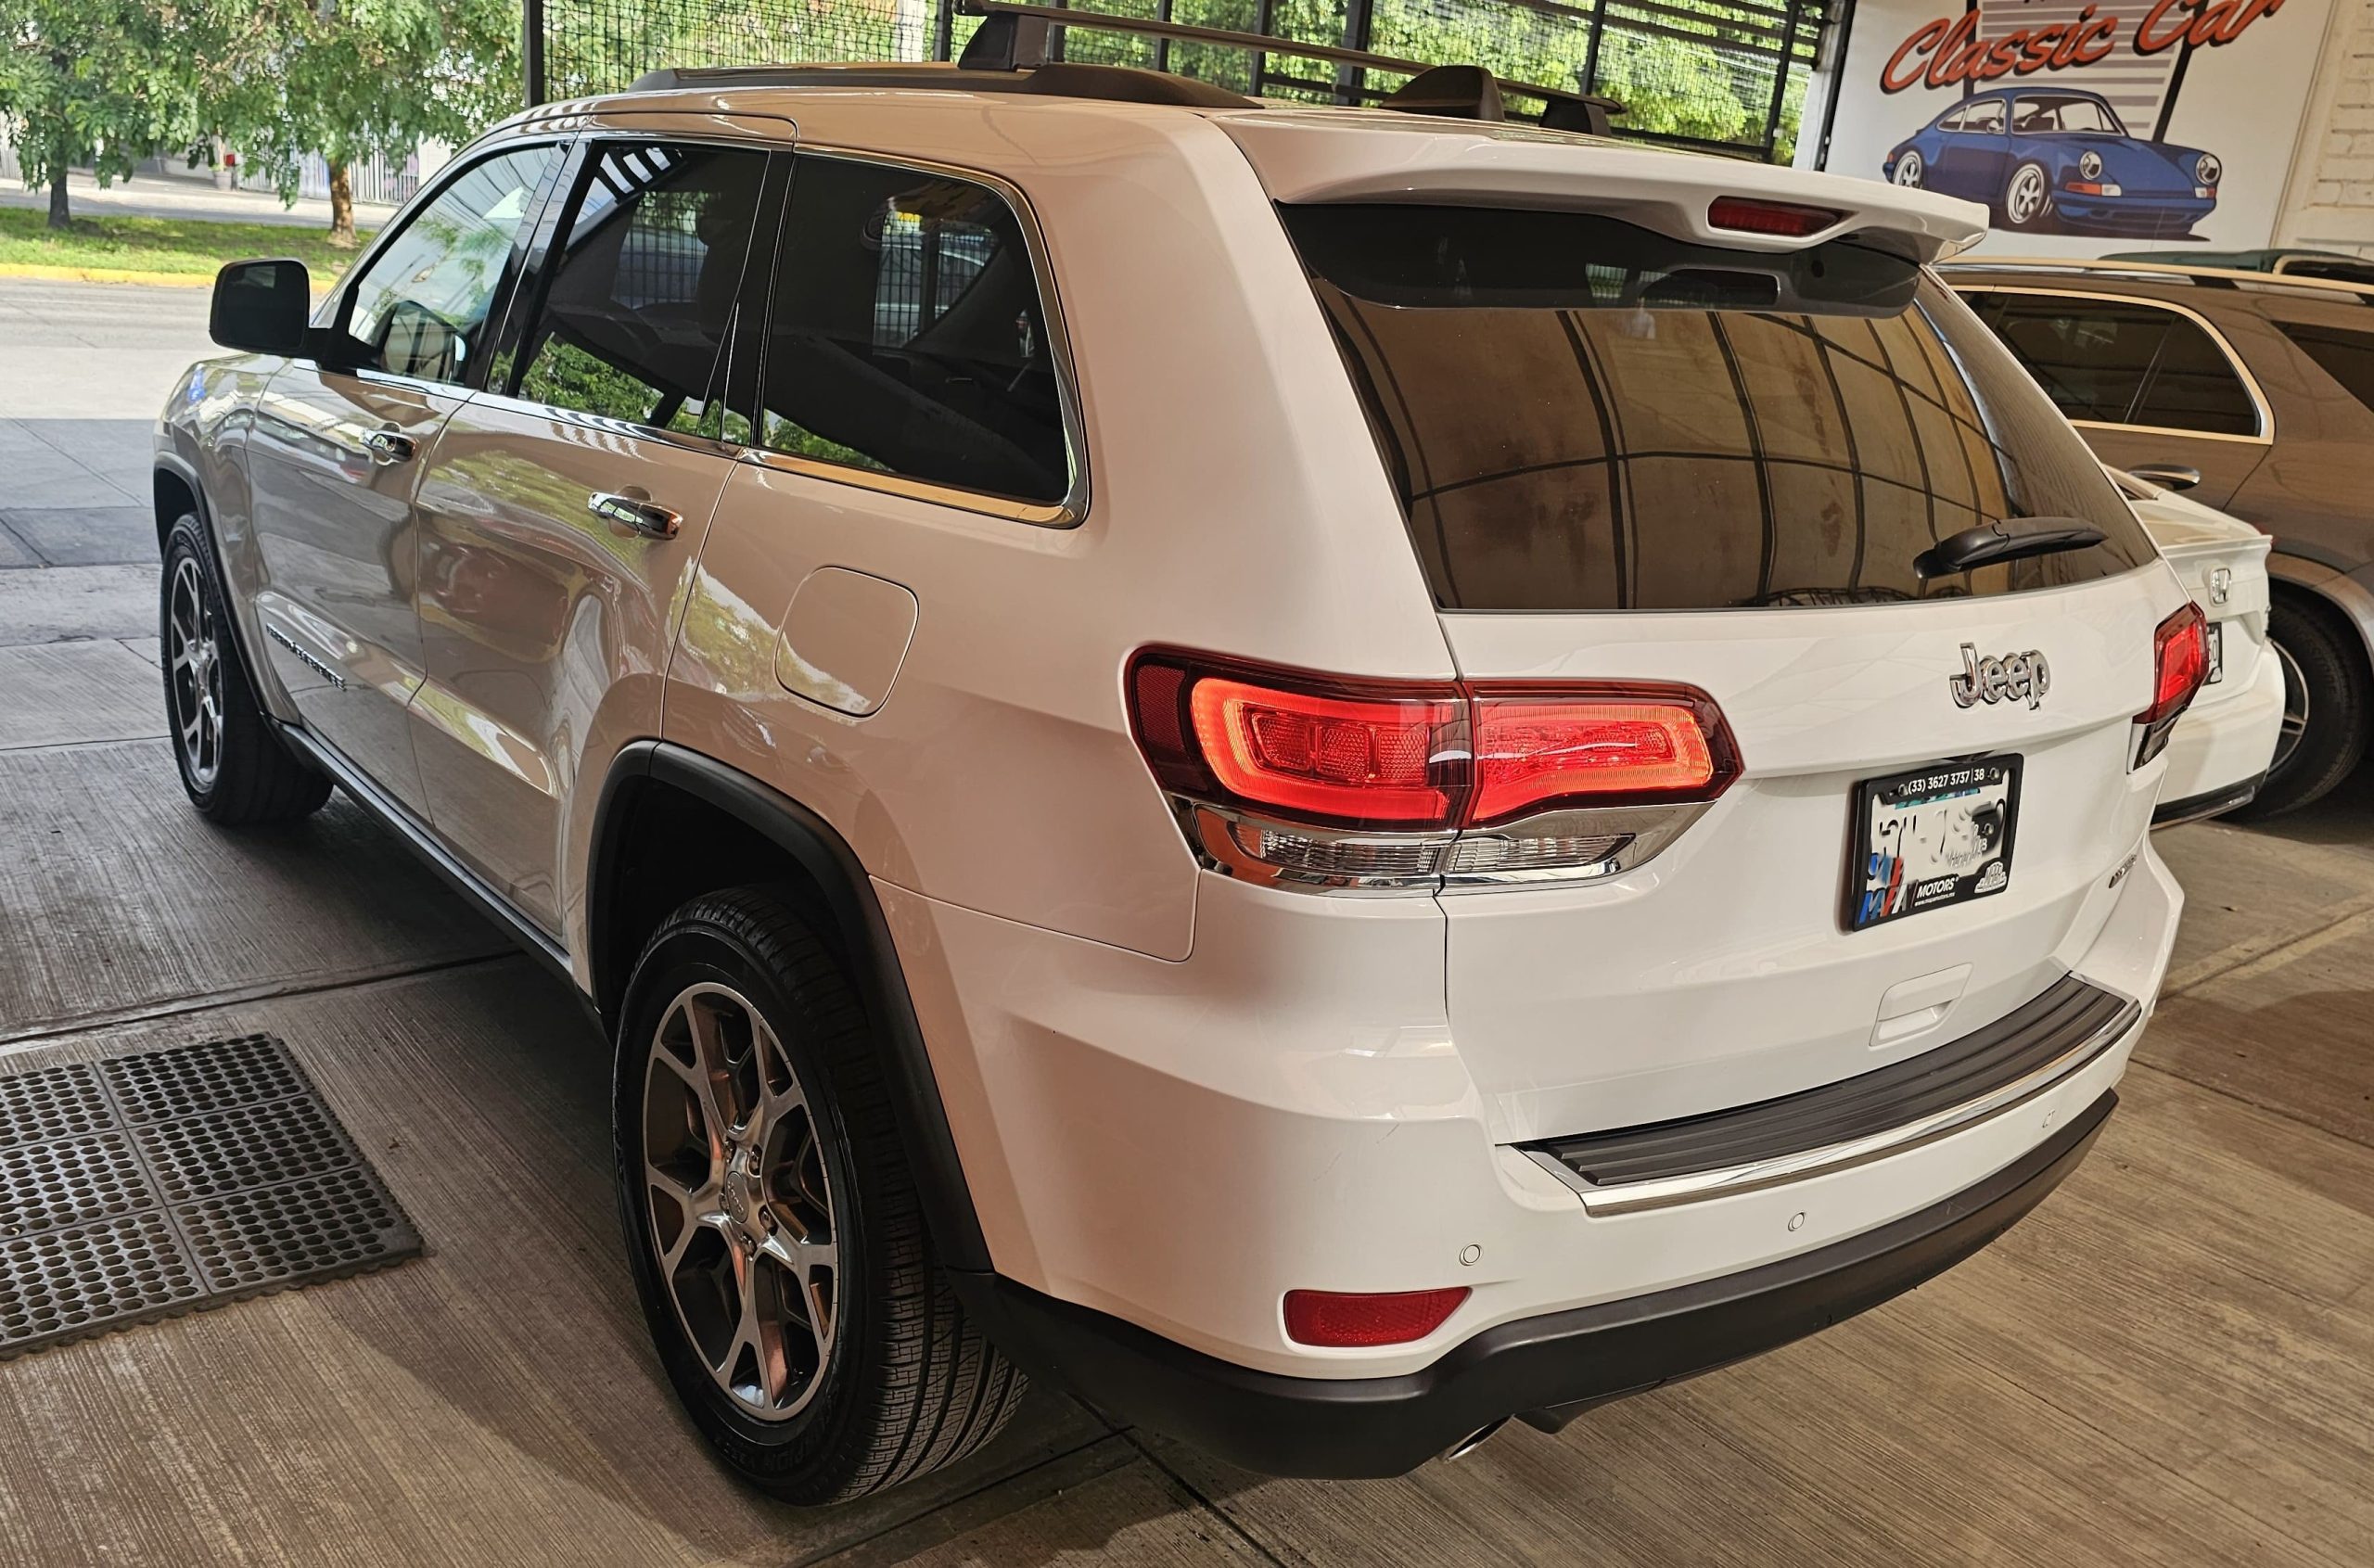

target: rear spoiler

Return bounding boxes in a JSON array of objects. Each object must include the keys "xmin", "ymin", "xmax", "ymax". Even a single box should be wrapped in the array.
[{"xmin": 1219, "ymin": 119, "xmax": 1991, "ymax": 263}]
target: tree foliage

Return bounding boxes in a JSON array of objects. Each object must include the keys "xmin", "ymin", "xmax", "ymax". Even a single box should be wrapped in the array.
[
  {"xmin": 0, "ymin": 1, "xmax": 217, "ymax": 225},
  {"xmin": 233, "ymin": 0, "xmax": 518, "ymax": 243}
]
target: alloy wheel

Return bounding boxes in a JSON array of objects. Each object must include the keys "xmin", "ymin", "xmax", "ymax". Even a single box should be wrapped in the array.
[
  {"xmin": 1894, "ymin": 152, "xmax": 1923, "ymax": 187},
  {"xmin": 643, "ymin": 981, "xmax": 839, "ymax": 1421},
  {"xmin": 2006, "ymin": 166, "xmax": 2048, "ymax": 226},
  {"xmin": 168, "ymin": 556, "xmax": 225, "ymax": 789},
  {"xmin": 2270, "ymin": 637, "xmax": 2310, "ymax": 777}
]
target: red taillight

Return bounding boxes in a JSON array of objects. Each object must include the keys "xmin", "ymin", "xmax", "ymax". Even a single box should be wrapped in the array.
[
  {"xmin": 1130, "ymin": 652, "xmax": 1740, "ymax": 832},
  {"xmin": 1189, "ymin": 677, "xmax": 1461, "ymax": 827},
  {"xmin": 2135, "ymin": 602, "xmax": 2208, "ymax": 769},
  {"xmin": 1706, "ymin": 196, "xmax": 1843, "ymax": 238},
  {"xmin": 2142, "ymin": 603, "xmax": 2209, "ymax": 725},
  {"xmin": 1283, "ymin": 1287, "xmax": 1468, "ymax": 1347},
  {"xmin": 1469, "ymin": 695, "xmax": 1720, "ymax": 825}
]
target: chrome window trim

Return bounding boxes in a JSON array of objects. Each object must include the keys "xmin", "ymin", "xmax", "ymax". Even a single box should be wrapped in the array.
[
  {"xmin": 1948, "ymin": 282, "xmax": 2276, "ymax": 444},
  {"xmin": 745, "ymin": 143, "xmax": 1091, "ymax": 529},
  {"xmin": 1524, "ymin": 984, "xmax": 2141, "ymax": 1216}
]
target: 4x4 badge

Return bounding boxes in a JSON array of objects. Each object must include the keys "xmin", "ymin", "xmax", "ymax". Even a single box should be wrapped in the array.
[{"xmin": 1949, "ymin": 644, "xmax": 2049, "ymax": 709}]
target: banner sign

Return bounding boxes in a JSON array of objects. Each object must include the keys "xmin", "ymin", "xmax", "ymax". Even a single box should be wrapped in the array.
[{"xmin": 1815, "ymin": 0, "xmax": 2336, "ymax": 254}]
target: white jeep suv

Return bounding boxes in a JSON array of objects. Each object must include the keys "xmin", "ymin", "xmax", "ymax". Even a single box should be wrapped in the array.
[{"xmin": 157, "ymin": 44, "xmax": 2202, "ymax": 1502}]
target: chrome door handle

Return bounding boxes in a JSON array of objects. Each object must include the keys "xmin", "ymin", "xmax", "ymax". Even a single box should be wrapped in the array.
[
  {"xmin": 363, "ymin": 428, "xmax": 415, "ymax": 465},
  {"xmin": 2128, "ymin": 463, "xmax": 2202, "ymax": 492},
  {"xmin": 587, "ymin": 491, "xmax": 683, "ymax": 540}
]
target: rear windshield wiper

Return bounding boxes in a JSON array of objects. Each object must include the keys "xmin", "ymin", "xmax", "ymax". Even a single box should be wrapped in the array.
[{"xmin": 1914, "ymin": 518, "xmax": 2107, "ymax": 580}]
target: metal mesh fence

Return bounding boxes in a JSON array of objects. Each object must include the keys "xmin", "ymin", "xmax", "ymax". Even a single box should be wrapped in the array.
[{"xmin": 537, "ymin": 0, "xmax": 1830, "ymax": 159}]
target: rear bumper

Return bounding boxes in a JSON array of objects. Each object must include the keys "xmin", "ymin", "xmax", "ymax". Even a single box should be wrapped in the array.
[
  {"xmin": 956, "ymin": 1089, "xmax": 2115, "ymax": 1478},
  {"xmin": 2155, "ymin": 649, "xmax": 2283, "ymax": 822}
]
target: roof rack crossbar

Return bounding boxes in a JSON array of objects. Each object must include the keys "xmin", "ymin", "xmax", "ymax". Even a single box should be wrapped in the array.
[{"xmin": 957, "ymin": 1, "xmax": 1623, "ymax": 132}]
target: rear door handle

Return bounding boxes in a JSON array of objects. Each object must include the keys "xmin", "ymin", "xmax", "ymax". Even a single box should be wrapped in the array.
[
  {"xmin": 588, "ymin": 491, "xmax": 683, "ymax": 540},
  {"xmin": 2128, "ymin": 463, "xmax": 2202, "ymax": 491},
  {"xmin": 363, "ymin": 428, "xmax": 415, "ymax": 465}
]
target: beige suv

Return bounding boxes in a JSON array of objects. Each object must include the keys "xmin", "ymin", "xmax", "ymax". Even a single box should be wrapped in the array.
[{"xmin": 159, "ymin": 44, "xmax": 2197, "ymax": 1503}]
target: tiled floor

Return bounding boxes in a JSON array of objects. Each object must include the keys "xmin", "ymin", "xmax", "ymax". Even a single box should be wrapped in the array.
[{"xmin": 1, "ymin": 279, "xmax": 2370, "ymax": 1565}]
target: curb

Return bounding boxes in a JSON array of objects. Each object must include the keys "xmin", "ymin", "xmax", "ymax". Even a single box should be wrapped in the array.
[{"xmin": 0, "ymin": 262, "xmax": 213, "ymax": 287}]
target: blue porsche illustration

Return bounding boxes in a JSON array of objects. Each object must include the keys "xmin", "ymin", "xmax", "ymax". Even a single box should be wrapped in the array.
[{"xmin": 1882, "ymin": 88, "xmax": 2221, "ymax": 237}]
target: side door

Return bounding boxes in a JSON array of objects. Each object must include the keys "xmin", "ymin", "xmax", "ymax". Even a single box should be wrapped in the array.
[
  {"xmin": 1956, "ymin": 286, "xmax": 2272, "ymax": 510},
  {"xmin": 409, "ymin": 133, "xmax": 781, "ymax": 937},
  {"xmin": 243, "ymin": 143, "xmax": 565, "ymax": 815},
  {"xmin": 1937, "ymin": 98, "xmax": 2007, "ymax": 201}
]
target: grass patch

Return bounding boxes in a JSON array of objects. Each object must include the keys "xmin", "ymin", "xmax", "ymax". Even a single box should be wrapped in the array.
[{"xmin": 0, "ymin": 208, "xmax": 376, "ymax": 281}]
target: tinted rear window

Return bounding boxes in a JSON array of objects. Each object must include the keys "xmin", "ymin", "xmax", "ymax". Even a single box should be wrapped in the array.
[
  {"xmin": 1283, "ymin": 205, "xmax": 2156, "ymax": 612},
  {"xmin": 2276, "ymin": 319, "xmax": 2374, "ymax": 414}
]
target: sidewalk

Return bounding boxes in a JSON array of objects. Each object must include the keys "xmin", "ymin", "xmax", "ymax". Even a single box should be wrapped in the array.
[{"xmin": 0, "ymin": 165, "xmax": 398, "ymax": 231}]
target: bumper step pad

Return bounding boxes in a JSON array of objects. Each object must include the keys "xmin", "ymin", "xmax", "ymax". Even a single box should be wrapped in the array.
[{"xmin": 0, "ymin": 1033, "xmax": 419, "ymax": 1358}]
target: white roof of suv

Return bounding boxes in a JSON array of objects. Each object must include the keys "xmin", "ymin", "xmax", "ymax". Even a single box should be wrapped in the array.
[{"xmin": 511, "ymin": 68, "xmax": 1987, "ymax": 263}]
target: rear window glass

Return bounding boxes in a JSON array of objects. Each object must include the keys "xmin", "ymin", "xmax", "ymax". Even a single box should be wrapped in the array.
[{"xmin": 1283, "ymin": 205, "xmax": 2158, "ymax": 612}]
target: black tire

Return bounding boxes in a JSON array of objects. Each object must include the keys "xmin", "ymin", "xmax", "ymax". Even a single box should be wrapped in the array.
[
  {"xmin": 615, "ymin": 886, "xmax": 1025, "ymax": 1504},
  {"xmin": 2229, "ymin": 593, "xmax": 2370, "ymax": 820},
  {"xmin": 160, "ymin": 513, "xmax": 332, "ymax": 825}
]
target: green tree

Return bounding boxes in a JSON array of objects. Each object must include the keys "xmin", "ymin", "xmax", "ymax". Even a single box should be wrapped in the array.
[
  {"xmin": 0, "ymin": 1, "xmax": 212, "ymax": 228},
  {"xmin": 236, "ymin": 0, "xmax": 517, "ymax": 247}
]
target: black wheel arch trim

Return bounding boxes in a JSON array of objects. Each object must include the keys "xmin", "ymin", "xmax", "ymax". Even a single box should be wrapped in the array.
[
  {"xmin": 950, "ymin": 1090, "xmax": 2115, "ymax": 1478},
  {"xmin": 589, "ymin": 741, "xmax": 991, "ymax": 1274},
  {"xmin": 153, "ymin": 453, "xmax": 275, "ymax": 711}
]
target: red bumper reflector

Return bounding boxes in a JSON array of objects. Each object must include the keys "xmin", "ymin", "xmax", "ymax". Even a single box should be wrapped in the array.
[
  {"xmin": 1706, "ymin": 196, "xmax": 1843, "ymax": 237},
  {"xmin": 1284, "ymin": 1287, "xmax": 1469, "ymax": 1347}
]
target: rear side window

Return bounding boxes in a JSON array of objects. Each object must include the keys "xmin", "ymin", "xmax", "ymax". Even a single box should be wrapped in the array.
[
  {"xmin": 757, "ymin": 157, "xmax": 1072, "ymax": 507},
  {"xmin": 2275, "ymin": 319, "xmax": 2374, "ymax": 413},
  {"xmin": 1283, "ymin": 205, "xmax": 2155, "ymax": 612},
  {"xmin": 1962, "ymin": 292, "xmax": 2259, "ymax": 437},
  {"xmin": 512, "ymin": 141, "xmax": 767, "ymax": 436}
]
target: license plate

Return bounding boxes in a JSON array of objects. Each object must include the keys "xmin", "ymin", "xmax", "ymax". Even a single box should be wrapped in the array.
[
  {"xmin": 2205, "ymin": 622, "xmax": 2225, "ymax": 685},
  {"xmin": 1846, "ymin": 757, "xmax": 2023, "ymax": 931}
]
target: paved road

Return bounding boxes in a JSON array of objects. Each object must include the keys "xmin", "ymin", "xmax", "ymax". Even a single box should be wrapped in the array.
[{"xmin": 2, "ymin": 279, "xmax": 2373, "ymax": 1565}]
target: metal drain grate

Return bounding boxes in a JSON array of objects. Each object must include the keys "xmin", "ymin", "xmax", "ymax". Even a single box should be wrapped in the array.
[{"xmin": 0, "ymin": 1034, "xmax": 419, "ymax": 1358}]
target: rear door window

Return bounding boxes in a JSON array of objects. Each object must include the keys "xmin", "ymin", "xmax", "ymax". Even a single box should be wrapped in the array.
[
  {"xmin": 509, "ymin": 140, "xmax": 768, "ymax": 437},
  {"xmin": 1962, "ymin": 291, "xmax": 2259, "ymax": 437},
  {"xmin": 1283, "ymin": 205, "xmax": 2155, "ymax": 612}
]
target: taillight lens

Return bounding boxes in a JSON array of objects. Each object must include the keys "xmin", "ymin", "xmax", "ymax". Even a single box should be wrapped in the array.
[
  {"xmin": 1189, "ymin": 677, "xmax": 1462, "ymax": 828},
  {"xmin": 1706, "ymin": 196, "xmax": 1843, "ymax": 237},
  {"xmin": 2134, "ymin": 602, "xmax": 2208, "ymax": 768},
  {"xmin": 1470, "ymin": 695, "xmax": 1722, "ymax": 825},
  {"xmin": 1283, "ymin": 1287, "xmax": 1468, "ymax": 1347},
  {"xmin": 1129, "ymin": 650, "xmax": 1740, "ymax": 833}
]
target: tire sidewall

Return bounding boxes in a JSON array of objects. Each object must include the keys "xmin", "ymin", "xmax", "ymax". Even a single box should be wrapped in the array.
[
  {"xmin": 160, "ymin": 514, "xmax": 241, "ymax": 810},
  {"xmin": 2246, "ymin": 596, "xmax": 2370, "ymax": 817},
  {"xmin": 613, "ymin": 916, "xmax": 877, "ymax": 1476}
]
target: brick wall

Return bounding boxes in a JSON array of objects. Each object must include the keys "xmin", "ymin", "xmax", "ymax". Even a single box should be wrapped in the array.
[{"xmin": 2280, "ymin": 0, "xmax": 2374, "ymax": 254}]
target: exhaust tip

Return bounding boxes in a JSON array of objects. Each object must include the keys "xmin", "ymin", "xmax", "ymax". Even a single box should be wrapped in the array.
[{"xmin": 1440, "ymin": 1417, "xmax": 1509, "ymax": 1462}]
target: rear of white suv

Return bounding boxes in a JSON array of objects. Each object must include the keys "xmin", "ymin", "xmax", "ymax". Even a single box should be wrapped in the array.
[
  {"xmin": 934, "ymin": 113, "xmax": 2200, "ymax": 1476},
  {"xmin": 161, "ymin": 70, "xmax": 2203, "ymax": 1501}
]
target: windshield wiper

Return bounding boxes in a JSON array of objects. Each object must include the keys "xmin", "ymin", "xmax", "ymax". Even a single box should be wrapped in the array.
[{"xmin": 1914, "ymin": 517, "xmax": 2107, "ymax": 580}]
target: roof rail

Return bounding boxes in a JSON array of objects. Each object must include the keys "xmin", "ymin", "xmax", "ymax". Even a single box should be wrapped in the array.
[
  {"xmin": 1936, "ymin": 254, "xmax": 2374, "ymax": 304},
  {"xmin": 958, "ymin": 2, "xmax": 1624, "ymax": 134}
]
